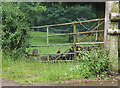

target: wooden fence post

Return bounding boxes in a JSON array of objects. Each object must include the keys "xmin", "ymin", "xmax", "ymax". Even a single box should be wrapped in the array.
[
  {"xmin": 104, "ymin": 2, "xmax": 111, "ymax": 48},
  {"xmin": 105, "ymin": 1, "xmax": 119, "ymax": 74},
  {"xmin": 73, "ymin": 23, "xmax": 77, "ymax": 62},
  {"xmin": 47, "ymin": 26, "xmax": 49, "ymax": 61},
  {"xmin": 96, "ymin": 21, "xmax": 99, "ymax": 41}
]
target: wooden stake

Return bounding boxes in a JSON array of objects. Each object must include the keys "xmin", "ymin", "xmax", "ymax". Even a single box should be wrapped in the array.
[
  {"xmin": 73, "ymin": 23, "xmax": 77, "ymax": 62},
  {"xmin": 47, "ymin": 26, "xmax": 49, "ymax": 61},
  {"xmin": 96, "ymin": 21, "xmax": 99, "ymax": 41},
  {"xmin": 104, "ymin": 2, "xmax": 111, "ymax": 48}
]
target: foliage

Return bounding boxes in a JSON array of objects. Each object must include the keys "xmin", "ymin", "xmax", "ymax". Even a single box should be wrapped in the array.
[
  {"xmin": 38, "ymin": 4, "xmax": 96, "ymax": 33},
  {"xmin": 18, "ymin": 2, "xmax": 47, "ymax": 26},
  {"xmin": 71, "ymin": 48, "xmax": 113, "ymax": 78},
  {"xmin": 2, "ymin": 2, "xmax": 28, "ymax": 58},
  {"xmin": 2, "ymin": 2, "xmax": 46, "ymax": 59}
]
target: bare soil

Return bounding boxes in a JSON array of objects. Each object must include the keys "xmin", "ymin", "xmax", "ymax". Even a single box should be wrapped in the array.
[{"xmin": 1, "ymin": 78, "xmax": 119, "ymax": 86}]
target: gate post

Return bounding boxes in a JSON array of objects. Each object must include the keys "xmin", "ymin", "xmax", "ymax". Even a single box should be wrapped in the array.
[
  {"xmin": 47, "ymin": 26, "xmax": 49, "ymax": 61},
  {"xmin": 105, "ymin": 1, "xmax": 119, "ymax": 74},
  {"xmin": 73, "ymin": 23, "xmax": 77, "ymax": 62}
]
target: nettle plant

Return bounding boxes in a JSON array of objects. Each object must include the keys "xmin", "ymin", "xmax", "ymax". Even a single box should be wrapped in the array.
[{"xmin": 71, "ymin": 47, "xmax": 113, "ymax": 78}]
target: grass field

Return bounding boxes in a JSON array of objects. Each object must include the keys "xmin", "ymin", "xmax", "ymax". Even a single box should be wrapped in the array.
[{"xmin": 2, "ymin": 58, "xmax": 86, "ymax": 84}]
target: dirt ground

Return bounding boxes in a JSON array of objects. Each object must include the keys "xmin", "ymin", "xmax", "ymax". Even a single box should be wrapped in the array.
[{"xmin": 1, "ymin": 78, "xmax": 119, "ymax": 86}]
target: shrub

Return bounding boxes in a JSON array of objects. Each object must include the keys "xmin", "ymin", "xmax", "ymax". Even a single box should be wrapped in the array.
[
  {"xmin": 71, "ymin": 47, "xmax": 113, "ymax": 78},
  {"xmin": 2, "ymin": 2, "xmax": 46, "ymax": 59}
]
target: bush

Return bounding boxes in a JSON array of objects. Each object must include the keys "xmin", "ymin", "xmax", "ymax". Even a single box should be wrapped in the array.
[
  {"xmin": 2, "ymin": 2, "xmax": 46, "ymax": 59},
  {"xmin": 71, "ymin": 47, "xmax": 113, "ymax": 78},
  {"xmin": 2, "ymin": 2, "xmax": 29, "ymax": 58}
]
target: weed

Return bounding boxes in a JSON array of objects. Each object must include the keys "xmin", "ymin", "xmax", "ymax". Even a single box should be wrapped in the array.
[{"xmin": 70, "ymin": 47, "xmax": 113, "ymax": 79}]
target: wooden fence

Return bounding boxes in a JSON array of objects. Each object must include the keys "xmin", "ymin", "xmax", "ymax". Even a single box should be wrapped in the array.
[{"xmin": 30, "ymin": 18, "xmax": 105, "ymax": 62}]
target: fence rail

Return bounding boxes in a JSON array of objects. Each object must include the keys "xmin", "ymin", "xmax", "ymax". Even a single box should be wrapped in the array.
[
  {"xmin": 75, "ymin": 42, "xmax": 104, "ymax": 45},
  {"xmin": 31, "ymin": 42, "xmax": 104, "ymax": 47},
  {"xmin": 33, "ymin": 30, "xmax": 104, "ymax": 37},
  {"xmin": 31, "ymin": 18, "xmax": 104, "ymax": 28}
]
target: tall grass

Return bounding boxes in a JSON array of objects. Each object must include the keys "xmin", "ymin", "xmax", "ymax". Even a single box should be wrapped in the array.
[{"xmin": 2, "ymin": 56, "xmax": 81, "ymax": 84}]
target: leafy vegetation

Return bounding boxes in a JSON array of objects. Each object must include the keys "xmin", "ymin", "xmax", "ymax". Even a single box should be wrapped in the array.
[
  {"xmin": 2, "ymin": 47, "xmax": 113, "ymax": 84},
  {"xmin": 2, "ymin": 3, "xmax": 28, "ymax": 59},
  {"xmin": 71, "ymin": 48, "xmax": 113, "ymax": 78},
  {"xmin": 2, "ymin": 2, "xmax": 46, "ymax": 59},
  {"xmin": 38, "ymin": 4, "xmax": 96, "ymax": 33}
]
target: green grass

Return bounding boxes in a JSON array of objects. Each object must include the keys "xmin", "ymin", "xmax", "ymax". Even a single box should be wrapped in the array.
[
  {"xmin": 27, "ymin": 31, "xmax": 71, "ymax": 54},
  {"xmin": 2, "ymin": 58, "xmax": 84, "ymax": 84}
]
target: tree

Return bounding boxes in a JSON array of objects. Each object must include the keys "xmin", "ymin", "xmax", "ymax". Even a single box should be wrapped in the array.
[
  {"xmin": 60, "ymin": 2, "xmax": 105, "ymax": 18},
  {"xmin": 18, "ymin": 2, "xmax": 47, "ymax": 26}
]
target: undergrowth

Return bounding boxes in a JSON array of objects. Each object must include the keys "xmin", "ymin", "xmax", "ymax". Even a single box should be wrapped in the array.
[
  {"xmin": 2, "ymin": 47, "xmax": 114, "ymax": 84},
  {"xmin": 71, "ymin": 47, "xmax": 113, "ymax": 79}
]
